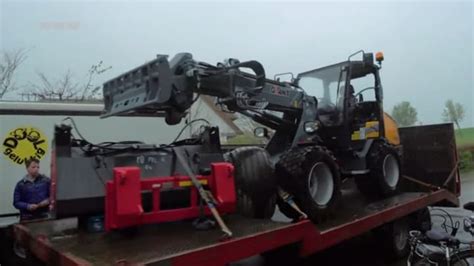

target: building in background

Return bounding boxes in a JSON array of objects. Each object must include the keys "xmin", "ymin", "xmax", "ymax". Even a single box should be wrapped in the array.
[{"xmin": 189, "ymin": 96, "xmax": 243, "ymax": 142}]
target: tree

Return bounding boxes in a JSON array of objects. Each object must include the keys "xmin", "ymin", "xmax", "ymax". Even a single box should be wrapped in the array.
[
  {"xmin": 30, "ymin": 69, "xmax": 79, "ymax": 101},
  {"xmin": 0, "ymin": 49, "xmax": 27, "ymax": 99},
  {"xmin": 442, "ymin": 99, "xmax": 465, "ymax": 130},
  {"xmin": 79, "ymin": 61, "xmax": 112, "ymax": 100},
  {"xmin": 391, "ymin": 101, "xmax": 418, "ymax": 127},
  {"xmin": 27, "ymin": 61, "xmax": 111, "ymax": 101}
]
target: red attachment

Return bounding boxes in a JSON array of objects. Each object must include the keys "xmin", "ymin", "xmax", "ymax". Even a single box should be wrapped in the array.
[{"xmin": 105, "ymin": 162, "xmax": 235, "ymax": 231}]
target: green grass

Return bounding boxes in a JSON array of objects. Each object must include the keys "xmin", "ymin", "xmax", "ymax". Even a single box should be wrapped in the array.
[
  {"xmin": 455, "ymin": 128, "xmax": 474, "ymax": 172},
  {"xmin": 455, "ymin": 127, "xmax": 474, "ymax": 148},
  {"xmin": 225, "ymin": 133, "xmax": 264, "ymax": 145}
]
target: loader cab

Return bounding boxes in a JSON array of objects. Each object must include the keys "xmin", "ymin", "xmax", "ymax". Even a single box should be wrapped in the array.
[
  {"xmin": 346, "ymin": 60, "xmax": 384, "ymax": 148},
  {"xmin": 296, "ymin": 52, "xmax": 384, "ymax": 151},
  {"xmin": 297, "ymin": 62, "xmax": 348, "ymax": 127}
]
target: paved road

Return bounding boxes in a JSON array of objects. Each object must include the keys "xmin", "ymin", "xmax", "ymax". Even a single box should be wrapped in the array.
[{"xmin": 235, "ymin": 171, "xmax": 474, "ymax": 266}]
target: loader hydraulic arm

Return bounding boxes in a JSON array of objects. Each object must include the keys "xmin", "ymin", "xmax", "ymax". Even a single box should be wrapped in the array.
[{"xmin": 102, "ymin": 53, "xmax": 317, "ymax": 131}]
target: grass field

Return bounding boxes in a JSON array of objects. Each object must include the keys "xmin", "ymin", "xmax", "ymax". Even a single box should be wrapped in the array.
[
  {"xmin": 456, "ymin": 127, "xmax": 474, "ymax": 148},
  {"xmin": 456, "ymin": 128, "xmax": 474, "ymax": 172}
]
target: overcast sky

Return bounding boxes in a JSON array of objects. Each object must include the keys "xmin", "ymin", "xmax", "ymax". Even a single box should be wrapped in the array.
[{"xmin": 1, "ymin": 0, "xmax": 473, "ymax": 126}]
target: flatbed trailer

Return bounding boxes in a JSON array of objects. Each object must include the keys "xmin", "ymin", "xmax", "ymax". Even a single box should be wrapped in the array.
[
  {"xmin": 11, "ymin": 124, "xmax": 461, "ymax": 266},
  {"xmin": 12, "ymin": 187, "xmax": 458, "ymax": 266}
]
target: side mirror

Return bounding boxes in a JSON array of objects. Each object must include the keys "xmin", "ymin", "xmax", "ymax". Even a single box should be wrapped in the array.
[
  {"xmin": 304, "ymin": 121, "xmax": 320, "ymax": 133},
  {"xmin": 254, "ymin": 127, "xmax": 269, "ymax": 138}
]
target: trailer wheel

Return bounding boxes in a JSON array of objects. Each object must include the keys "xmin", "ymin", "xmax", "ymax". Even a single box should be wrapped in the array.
[
  {"xmin": 226, "ymin": 147, "xmax": 277, "ymax": 219},
  {"xmin": 373, "ymin": 217, "xmax": 410, "ymax": 260},
  {"xmin": 276, "ymin": 146, "xmax": 341, "ymax": 223},
  {"xmin": 410, "ymin": 207, "xmax": 432, "ymax": 233},
  {"xmin": 355, "ymin": 141, "xmax": 400, "ymax": 198}
]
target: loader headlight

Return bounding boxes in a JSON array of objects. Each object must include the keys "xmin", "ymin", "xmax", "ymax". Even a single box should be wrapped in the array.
[
  {"xmin": 254, "ymin": 127, "xmax": 269, "ymax": 138},
  {"xmin": 304, "ymin": 121, "xmax": 320, "ymax": 133}
]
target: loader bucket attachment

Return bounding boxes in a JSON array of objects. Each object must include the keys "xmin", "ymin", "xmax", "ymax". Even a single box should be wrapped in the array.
[
  {"xmin": 399, "ymin": 123, "xmax": 460, "ymax": 197},
  {"xmin": 101, "ymin": 53, "xmax": 193, "ymax": 118}
]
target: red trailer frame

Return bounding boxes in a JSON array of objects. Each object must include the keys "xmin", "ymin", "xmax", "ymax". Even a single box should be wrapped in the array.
[{"xmin": 13, "ymin": 188, "xmax": 459, "ymax": 266}]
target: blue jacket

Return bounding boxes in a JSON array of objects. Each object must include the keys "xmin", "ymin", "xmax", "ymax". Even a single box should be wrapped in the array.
[{"xmin": 13, "ymin": 174, "xmax": 50, "ymax": 219}]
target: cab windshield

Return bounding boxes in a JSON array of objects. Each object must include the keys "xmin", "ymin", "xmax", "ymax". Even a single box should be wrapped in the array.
[{"xmin": 297, "ymin": 63, "xmax": 347, "ymax": 112}]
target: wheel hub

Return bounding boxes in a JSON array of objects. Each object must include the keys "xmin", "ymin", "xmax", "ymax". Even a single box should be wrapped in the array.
[
  {"xmin": 383, "ymin": 154, "xmax": 399, "ymax": 188},
  {"xmin": 307, "ymin": 162, "xmax": 334, "ymax": 206}
]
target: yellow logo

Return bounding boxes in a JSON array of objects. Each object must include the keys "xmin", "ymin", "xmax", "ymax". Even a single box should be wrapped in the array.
[{"xmin": 2, "ymin": 127, "xmax": 48, "ymax": 166}]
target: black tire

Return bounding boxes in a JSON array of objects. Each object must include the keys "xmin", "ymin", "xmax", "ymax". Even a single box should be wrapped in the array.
[
  {"xmin": 226, "ymin": 147, "xmax": 277, "ymax": 219},
  {"xmin": 355, "ymin": 141, "xmax": 401, "ymax": 198},
  {"xmin": 373, "ymin": 217, "xmax": 410, "ymax": 260},
  {"xmin": 275, "ymin": 146, "xmax": 341, "ymax": 223},
  {"xmin": 410, "ymin": 207, "xmax": 432, "ymax": 233}
]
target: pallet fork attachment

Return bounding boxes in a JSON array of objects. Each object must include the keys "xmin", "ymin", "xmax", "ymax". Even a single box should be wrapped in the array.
[{"xmin": 174, "ymin": 148, "xmax": 233, "ymax": 238}]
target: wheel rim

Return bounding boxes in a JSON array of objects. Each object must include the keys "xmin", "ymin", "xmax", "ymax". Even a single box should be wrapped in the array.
[
  {"xmin": 383, "ymin": 154, "xmax": 399, "ymax": 188},
  {"xmin": 13, "ymin": 240, "xmax": 26, "ymax": 259},
  {"xmin": 307, "ymin": 162, "xmax": 334, "ymax": 206},
  {"xmin": 394, "ymin": 224, "xmax": 408, "ymax": 251}
]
